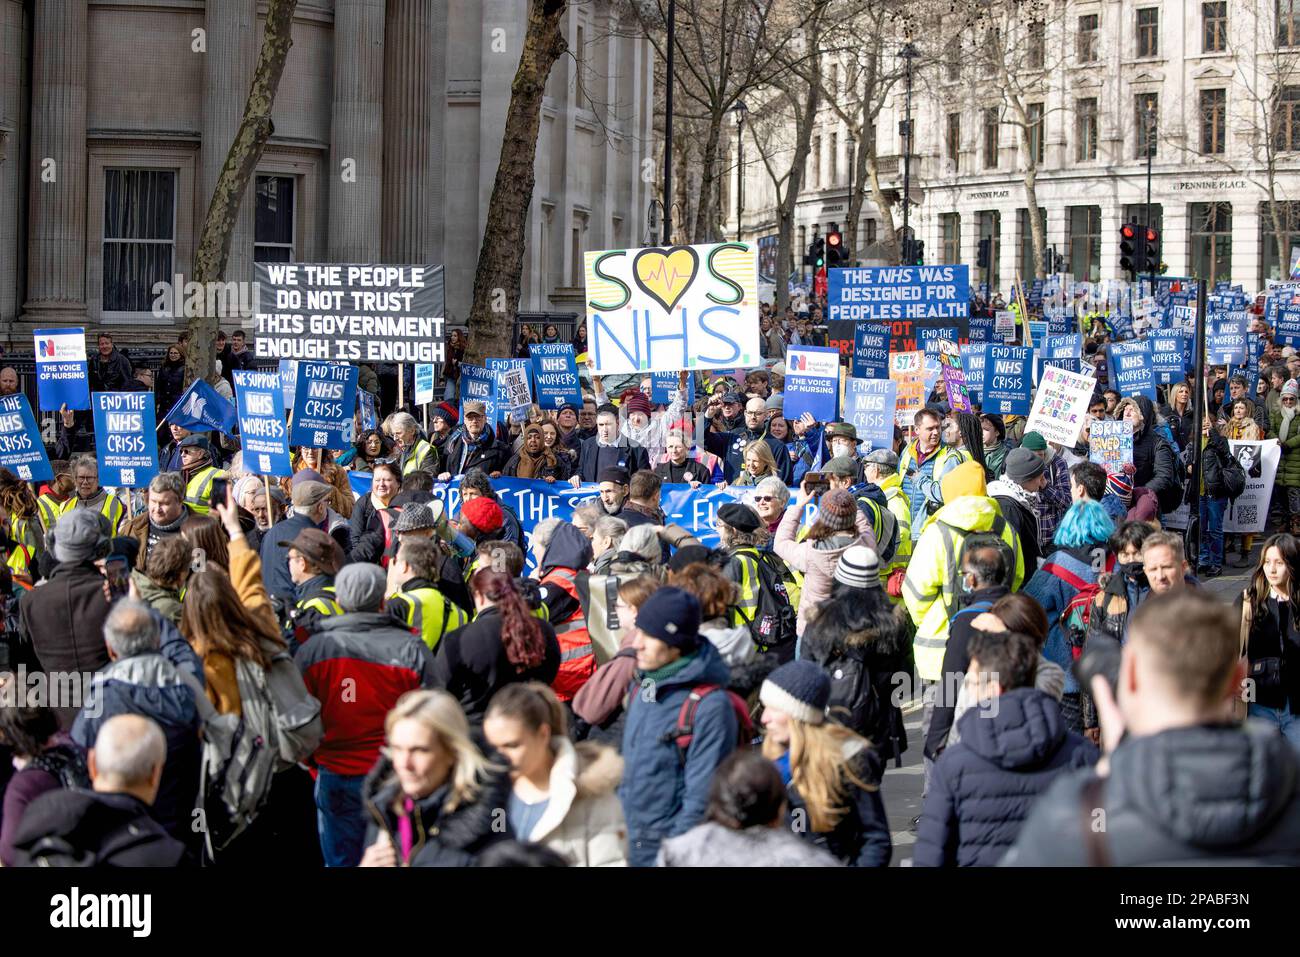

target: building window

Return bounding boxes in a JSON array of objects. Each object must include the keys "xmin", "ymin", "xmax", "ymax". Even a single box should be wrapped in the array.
[
  {"xmin": 941, "ymin": 213, "xmax": 961, "ymax": 264},
  {"xmin": 1076, "ymin": 98, "xmax": 1098, "ymax": 161},
  {"xmin": 1260, "ymin": 201, "xmax": 1300, "ymax": 284},
  {"xmin": 1203, "ymin": 2, "xmax": 1227, "ymax": 52},
  {"xmin": 945, "ymin": 37, "xmax": 961, "ymax": 81},
  {"xmin": 1068, "ymin": 205, "xmax": 1101, "ymax": 282},
  {"xmin": 1077, "ymin": 14, "xmax": 1099, "ymax": 63},
  {"xmin": 1026, "ymin": 102, "xmax": 1044, "ymax": 165},
  {"xmin": 983, "ymin": 107, "xmax": 1000, "ymax": 169},
  {"xmin": 1276, "ymin": 86, "xmax": 1300, "ymax": 151},
  {"xmin": 946, "ymin": 112, "xmax": 961, "ymax": 168},
  {"xmin": 103, "ymin": 169, "xmax": 175, "ymax": 313},
  {"xmin": 571, "ymin": 223, "xmax": 583, "ymax": 286},
  {"xmin": 253, "ymin": 175, "xmax": 295, "ymax": 263},
  {"xmin": 978, "ymin": 210, "xmax": 1001, "ymax": 291},
  {"xmin": 1136, "ymin": 7, "xmax": 1159, "ymax": 58},
  {"xmin": 1190, "ymin": 202, "xmax": 1232, "ymax": 283},
  {"xmin": 830, "ymin": 131, "xmax": 839, "ymax": 185},
  {"xmin": 812, "ymin": 135, "xmax": 821, "ymax": 189},
  {"xmin": 1281, "ymin": 0, "xmax": 1300, "ymax": 47},
  {"xmin": 1200, "ymin": 88, "xmax": 1227, "ymax": 154},
  {"xmin": 1018, "ymin": 208, "xmax": 1047, "ymax": 279},
  {"xmin": 1027, "ymin": 21, "xmax": 1045, "ymax": 70},
  {"xmin": 865, "ymin": 220, "xmax": 877, "ymax": 246},
  {"xmin": 1136, "ymin": 92, "xmax": 1158, "ymax": 158}
]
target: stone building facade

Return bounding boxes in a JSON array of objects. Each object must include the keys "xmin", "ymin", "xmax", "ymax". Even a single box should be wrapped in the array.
[{"xmin": 0, "ymin": 0, "xmax": 654, "ymax": 345}]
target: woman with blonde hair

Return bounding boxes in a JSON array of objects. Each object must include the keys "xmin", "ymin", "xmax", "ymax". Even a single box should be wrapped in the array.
[
  {"xmin": 360, "ymin": 689, "xmax": 512, "ymax": 867},
  {"xmin": 281, "ymin": 446, "xmax": 354, "ymax": 519},
  {"xmin": 484, "ymin": 682, "xmax": 627, "ymax": 866},
  {"xmin": 0, "ymin": 468, "xmax": 42, "ymax": 585},
  {"xmin": 759, "ymin": 661, "xmax": 891, "ymax": 867},
  {"xmin": 734, "ymin": 439, "xmax": 779, "ymax": 486}
]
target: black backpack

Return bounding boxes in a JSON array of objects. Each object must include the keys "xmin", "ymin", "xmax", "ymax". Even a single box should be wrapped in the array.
[
  {"xmin": 1221, "ymin": 450, "xmax": 1247, "ymax": 500},
  {"xmin": 822, "ymin": 648, "xmax": 881, "ymax": 739},
  {"xmin": 735, "ymin": 547, "xmax": 798, "ymax": 652}
]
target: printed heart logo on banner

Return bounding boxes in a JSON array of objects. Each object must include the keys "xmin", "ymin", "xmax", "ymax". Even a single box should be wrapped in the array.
[{"xmin": 633, "ymin": 246, "xmax": 699, "ymax": 314}]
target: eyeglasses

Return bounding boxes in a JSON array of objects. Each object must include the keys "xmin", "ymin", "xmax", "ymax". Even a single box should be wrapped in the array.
[{"xmin": 753, "ymin": 496, "xmax": 775, "ymax": 502}]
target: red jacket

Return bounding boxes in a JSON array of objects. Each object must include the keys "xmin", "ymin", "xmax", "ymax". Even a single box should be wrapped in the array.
[{"xmin": 294, "ymin": 611, "xmax": 437, "ymax": 775}]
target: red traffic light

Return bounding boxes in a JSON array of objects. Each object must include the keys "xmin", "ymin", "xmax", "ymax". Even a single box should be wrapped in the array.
[
  {"xmin": 827, "ymin": 231, "xmax": 842, "ymax": 247},
  {"xmin": 1145, "ymin": 227, "xmax": 1158, "ymax": 244},
  {"xmin": 1121, "ymin": 224, "xmax": 1136, "ymax": 239}
]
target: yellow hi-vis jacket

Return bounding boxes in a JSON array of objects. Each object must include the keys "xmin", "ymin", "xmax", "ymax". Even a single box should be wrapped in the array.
[
  {"xmin": 902, "ymin": 495, "xmax": 1025, "ymax": 682},
  {"xmin": 389, "ymin": 584, "xmax": 468, "ymax": 653},
  {"xmin": 184, "ymin": 466, "xmax": 227, "ymax": 516},
  {"xmin": 875, "ymin": 472, "xmax": 912, "ymax": 591}
]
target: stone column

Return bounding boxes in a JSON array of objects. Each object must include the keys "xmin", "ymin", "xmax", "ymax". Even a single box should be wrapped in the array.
[
  {"xmin": 202, "ymin": 1, "xmax": 257, "ymax": 285},
  {"xmin": 22, "ymin": 0, "xmax": 88, "ymax": 324},
  {"xmin": 382, "ymin": 0, "xmax": 434, "ymax": 264},
  {"xmin": 328, "ymin": 0, "xmax": 384, "ymax": 262}
]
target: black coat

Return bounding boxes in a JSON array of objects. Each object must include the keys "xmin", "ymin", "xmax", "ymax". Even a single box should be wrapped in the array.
[
  {"xmin": 786, "ymin": 743, "xmax": 891, "ymax": 867},
  {"xmin": 990, "ymin": 493, "xmax": 1041, "ymax": 574},
  {"xmin": 18, "ymin": 562, "xmax": 114, "ymax": 728},
  {"xmin": 10, "ymin": 789, "xmax": 188, "ymax": 867},
  {"xmin": 1239, "ymin": 593, "xmax": 1300, "ymax": 712},
  {"xmin": 576, "ymin": 436, "xmax": 648, "ymax": 483},
  {"xmin": 1198, "ymin": 428, "xmax": 1238, "ymax": 499},
  {"xmin": 925, "ymin": 585, "xmax": 1009, "ymax": 759},
  {"xmin": 432, "ymin": 605, "xmax": 561, "ymax": 726},
  {"xmin": 442, "ymin": 430, "xmax": 507, "ymax": 477},
  {"xmin": 361, "ymin": 754, "xmax": 513, "ymax": 866},
  {"xmin": 155, "ymin": 360, "xmax": 187, "ymax": 418},
  {"xmin": 90, "ymin": 349, "xmax": 133, "ymax": 393},
  {"xmin": 1132, "ymin": 396, "xmax": 1180, "ymax": 511},
  {"xmin": 914, "ymin": 688, "xmax": 1097, "ymax": 867},
  {"xmin": 1005, "ymin": 722, "xmax": 1300, "ymax": 866}
]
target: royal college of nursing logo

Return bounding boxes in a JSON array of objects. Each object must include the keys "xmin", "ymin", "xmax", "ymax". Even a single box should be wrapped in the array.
[{"xmin": 38, "ymin": 339, "xmax": 55, "ymax": 358}]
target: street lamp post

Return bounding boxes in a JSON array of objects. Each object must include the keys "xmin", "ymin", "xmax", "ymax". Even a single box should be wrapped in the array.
[
  {"xmin": 731, "ymin": 100, "xmax": 748, "ymax": 243},
  {"xmin": 1145, "ymin": 102, "xmax": 1157, "ymax": 293},
  {"xmin": 662, "ymin": 0, "xmax": 676, "ymax": 246},
  {"xmin": 900, "ymin": 40, "xmax": 917, "ymax": 266}
]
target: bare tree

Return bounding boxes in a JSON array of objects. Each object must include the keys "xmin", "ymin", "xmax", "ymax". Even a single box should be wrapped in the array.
[
  {"xmin": 932, "ymin": 0, "xmax": 1071, "ymax": 280},
  {"xmin": 184, "ymin": 0, "xmax": 298, "ymax": 385},
  {"xmin": 465, "ymin": 0, "xmax": 568, "ymax": 366},
  {"xmin": 628, "ymin": 0, "xmax": 810, "ymax": 244}
]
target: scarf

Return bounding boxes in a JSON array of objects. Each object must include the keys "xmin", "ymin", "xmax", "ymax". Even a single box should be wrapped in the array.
[
  {"xmin": 638, "ymin": 651, "xmax": 696, "ymax": 692},
  {"xmin": 514, "ymin": 444, "xmax": 555, "ymax": 479},
  {"xmin": 150, "ymin": 510, "xmax": 187, "ymax": 536}
]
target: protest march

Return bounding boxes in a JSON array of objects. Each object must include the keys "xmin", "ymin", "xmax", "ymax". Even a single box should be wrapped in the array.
[{"xmin": 2, "ymin": 248, "xmax": 1300, "ymax": 892}]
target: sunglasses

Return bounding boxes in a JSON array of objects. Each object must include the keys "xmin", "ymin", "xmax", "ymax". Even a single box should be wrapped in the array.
[{"xmin": 753, "ymin": 495, "xmax": 775, "ymax": 502}]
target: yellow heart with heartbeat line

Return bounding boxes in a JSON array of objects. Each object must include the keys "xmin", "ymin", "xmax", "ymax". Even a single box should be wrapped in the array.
[{"xmin": 633, "ymin": 246, "xmax": 700, "ymax": 314}]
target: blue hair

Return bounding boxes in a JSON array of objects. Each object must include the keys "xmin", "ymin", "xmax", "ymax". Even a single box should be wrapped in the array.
[{"xmin": 1053, "ymin": 499, "xmax": 1115, "ymax": 550}]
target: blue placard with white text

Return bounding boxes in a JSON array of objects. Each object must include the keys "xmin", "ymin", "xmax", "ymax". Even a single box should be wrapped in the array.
[
  {"xmin": 1107, "ymin": 340, "xmax": 1157, "ymax": 400},
  {"xmin": 982, "ymin": 345, "xmax": 1033, "ymax": 415},
  {"xmin": 960, "ymin": 343, "xmax": 989, "ymax": 404},
  {"xmin": 650, "ymin": 371, "xmax": 695, "ymax": 405},
  {"xmin": 0, "ymin": 394, "xmax": 52, "ymax": 483},
  {"xmin": 529, "ymin": 342, "xmax": 583, "ymax": 409},
  {"xmin": 233, "ymin": 369, "xmax": 292, "ymax": 477},
  {"xmin": 784, "ymin": 346, "xmax": 841, "ymax": 422},
  {"xmin": 34, "ymin": 327, "xmax": 90, "ymax": 411},
  {"xmin": 828, "ymin": 264, "xmax": 970, "ymax": 322},
  {"xmin": 852, "ymin": 322, "xmax": 891, "ymax": 379},
  {"xmin": 1149, "ymin": 331, "xmax": 1189, "ymax": 385},
  {"xmin": 92, "ymin": 391, "xmax": 159, "ymax": 488},
  {"xmin": 486, "ymin": 358, "xmax": 532, "ymax": 424},
  {"xmin": 844, "ymin": 378, "xmax": 898, "ymax": 450},
  {"xmin": 460, "ymin": 365, "xmax": 499, "ymax": 424},
  {"xmin": 1209, "ymin": 319, "xmax": 1248, "ymax": 365},
  {"xmin": 290, "ymin": 361, "xmax": 359, "ymax": 450}
]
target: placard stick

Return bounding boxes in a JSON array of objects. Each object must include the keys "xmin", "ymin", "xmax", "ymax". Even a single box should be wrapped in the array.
[
  {"xmin": 264, "ymin": 474, "xmax": 275, "ymax": 526},
  {"xmin": 398, "ymin": 365, "xmax": 405, "ymax": 411}
]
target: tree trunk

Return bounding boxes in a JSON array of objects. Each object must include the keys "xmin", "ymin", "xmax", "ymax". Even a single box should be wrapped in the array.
[
  {"xmin": 1023, "ymin": 167, "xmax": 1046, "ymax": 280},
  {"xmin": 465, "ymin": 0, "xmax": 567, "ymax": 366},
  {"xmin": 693, "ymin": 110, "xmax": 724, "ymax": 244},
  {"xmin": 1268, "ymin": 186, "xmax": 1288, "ymax": 280},
  {"xmin": 776, "ymin": 71, "xmax": 821, "ymax": 315},
  {"xmin": 846, "ymin": 122, "xmax": 868, "ymax": 262},
  {"xmin": 864, "ymin": 156, "xmax": 899, "ymax": 264},
  {"xmin": 184, "ymin": 0, "xmax": 298, "ymax": 386}
]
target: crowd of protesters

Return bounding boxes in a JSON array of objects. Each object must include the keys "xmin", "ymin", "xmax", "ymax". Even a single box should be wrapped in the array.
[{"xmin": 1, "ymin": 296, "xmax": 1300, "ymax": 869}]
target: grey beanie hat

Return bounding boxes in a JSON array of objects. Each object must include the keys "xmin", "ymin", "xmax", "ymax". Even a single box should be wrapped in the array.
[
  {"xmin": 52, "ymin": 508, "xmax": 110, "ymax": 564},
  {"xmin": 334, "ymin": 562, "xmax": 387, "ymax": 613},
  {"xmin": 1005, "ymin": 447, "xmax": 1046, "ymax": 484}
]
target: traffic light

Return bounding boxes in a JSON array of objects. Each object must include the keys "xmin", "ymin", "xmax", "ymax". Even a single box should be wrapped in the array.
[
  {"xmin": 826, "ymin": 230, "xmax": 843, "ymax": 267},
  {"xmin": 977, "ymin": 237, "xmax": 991, "ymax": 270},
  {"xmin": 813, "ymin": 237, "xmax": 826, "ymax": 269},
  {"xmin": 912, "ymin": 240, "xmax": 925, "ymax": 265},
  {"xmin": 1140, "ymin": 226, "xmax": 1160, "ymax": 274},
  {"xmin": 1119, "ymin": 223, "xmax": 1143, "ymax": 279}
]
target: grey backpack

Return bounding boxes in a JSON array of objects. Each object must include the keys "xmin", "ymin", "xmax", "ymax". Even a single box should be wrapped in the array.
[{"xmin": 258, "ymin": 635, "xmax": 324, "ymax": 766}]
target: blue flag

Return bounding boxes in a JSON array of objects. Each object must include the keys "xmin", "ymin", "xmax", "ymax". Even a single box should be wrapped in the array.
[{"xmin": 164, "ymin": 377, "xmax": 238, "ymax": 435}]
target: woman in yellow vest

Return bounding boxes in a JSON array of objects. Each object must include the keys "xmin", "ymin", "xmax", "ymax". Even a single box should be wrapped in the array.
[{"xmin": 0, "ymin": 468, "xmax": 43, "ymax": 585}]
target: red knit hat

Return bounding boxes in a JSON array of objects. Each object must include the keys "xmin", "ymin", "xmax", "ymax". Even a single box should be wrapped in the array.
[
  {"xmin": 623, "ymin": 391, "xmax": 652, "ymax": 418},
  {"xmin": 461, "ymin": 496, "xmax": 504, "ymax": 534}
]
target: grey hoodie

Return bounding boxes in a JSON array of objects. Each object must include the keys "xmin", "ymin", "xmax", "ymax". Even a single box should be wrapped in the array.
[{"xmin": 657, "ymin": 821, "xmax": 840, "ymax": 867}]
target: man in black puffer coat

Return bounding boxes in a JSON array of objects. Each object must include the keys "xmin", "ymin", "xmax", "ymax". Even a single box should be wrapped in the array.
[
  {"xmin": 1005, "ymin": 591, "xmax": 1300, "ymax": 866},
  {"xmin": 914, "ymin": 630, "xmax": 1097, "ymax": 866}
]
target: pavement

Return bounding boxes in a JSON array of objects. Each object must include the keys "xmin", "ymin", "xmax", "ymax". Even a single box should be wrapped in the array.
[{"xmin": 880, "ymin": 532, "xmax": 1261, "ymax": 866}]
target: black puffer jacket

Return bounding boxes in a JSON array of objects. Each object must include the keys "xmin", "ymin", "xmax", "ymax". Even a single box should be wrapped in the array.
[
  {"xmin": 361, "ymin": 755, "xmax": 513, "ymax": 866},
  {"xmin": 1132, "ymin": 396, "xmax": 1181, "ymax": 511},
  {"xmin": 914, "ymin": 688, "xmax": 1097, "ymax": 867},
  {"xmin": 1004, "ymin": 721, "xmax": 1300, "ymax": 866},
  {"xmin": 786, "ymin": 741, "xmax": 892, "ymax": 867},
  {"xmin": 10, "ymin": 790, "xmax": 189, "ymax": 867}
]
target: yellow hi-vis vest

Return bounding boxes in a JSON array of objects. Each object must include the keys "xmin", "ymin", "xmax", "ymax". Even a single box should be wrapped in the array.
[
  {"xmin": 75, "ymin": 492, "xmax": 126, "ymax": 535},
  {"xmin": 402, "ymin": 439, "xmax": 435, "ymax": 476},
  {"xmin": 5, "ymin": 516, "xmax": 36, "ymax": 581},
  {"xmin": 37, "ymin": 494, "xmax": 70, "ymax": 534},
  {"xmin": 184, "ymin": 466, "xmax": 226, "ymax": 515},
  {"xmin": 391, "ymin": 586, "xmax": 468, "ymax": 652}
]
